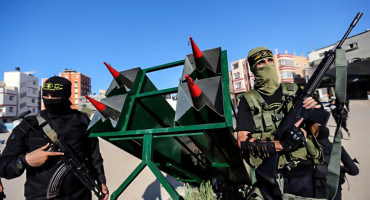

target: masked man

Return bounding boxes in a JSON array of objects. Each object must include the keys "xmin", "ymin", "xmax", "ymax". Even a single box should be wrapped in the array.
[
  {"xmin": 0, "ymin": 76, "xmax": 109, "ymax": 200},
  {"xmin": 236, "ymin": 47, "xmax": 323, "ymax": 200}
]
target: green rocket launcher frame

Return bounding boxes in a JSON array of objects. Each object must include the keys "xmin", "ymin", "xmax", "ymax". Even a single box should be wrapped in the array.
[{"xmin": 88, "ymin": 46, "xmax": 249, "ymax": 200}]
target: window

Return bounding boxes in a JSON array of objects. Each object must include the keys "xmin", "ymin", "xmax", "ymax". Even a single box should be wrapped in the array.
[
  {"xmin": 20, "ymin": 92, "xmax": 26, "ymax": 99},
  {"xmin": 233, "ymin": 63, "xmax": 239, "ymax": 70},
  {"xmin": 319, "ymin": 53, "xmax": 325, "ymax": 58},
  {"xmin": 20, "ymin": 102, "xmax": 27, "ymax": 109},
  {"xmin": 303, "ymin": 63, "xmax": 307, "ymax": 68},
  {"xmin": 234, "ymin": 72, "xmax": 240, "ymax": 79},
  {"xmin": 33, "ymin": 80, "xmax": 37, "ymax": 85},
  {"xmin": 74, "ymin": 75, "xmax": 79, "ymax": 78},
  {"xmin": 9, "ymin": 107, "xmax": 14, "ymax": 112},
  {"xmin": 32, "ymin": 98, "xmax": 35, "ymax": 103},
  {"xmin": 235, "ymin": 82, "xmax": 241, "ymax": 89},
  {"xmin": 279, "ymin": 59, "xmax": 294, "ymax": 66},
  {"xmin": 347, "ymin": 42, "xmax": 358, "ymax": 51},
  {"xmin": 9, "ymin": 96, "xmax": 14, "ymax": 101},
  {"xmin": 295, "ymin": 63, "xmax": 300, "ymax": 68},
  {"xmin": 280, "ymin": 72, "xmax": 293, "ymax": 79}
]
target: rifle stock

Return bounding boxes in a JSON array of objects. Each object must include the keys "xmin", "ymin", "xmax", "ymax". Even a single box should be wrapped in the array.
[{"xmin": 256, "ymin": 12, "xmax": 363, "ymax": 183}]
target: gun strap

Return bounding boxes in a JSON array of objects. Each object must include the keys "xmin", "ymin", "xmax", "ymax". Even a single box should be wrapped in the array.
[
  {"xmin": 326, "ymin": 49, "xmax": 347, "ymax": 200},
  {"xmin": 36, "ymin": 114, "xmax": 58, "ymax": 143}
]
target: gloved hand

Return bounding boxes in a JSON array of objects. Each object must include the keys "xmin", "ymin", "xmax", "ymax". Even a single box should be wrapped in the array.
[{"xmin": 280, "ymin": 126, "xmax": 306, "ymax": 152}]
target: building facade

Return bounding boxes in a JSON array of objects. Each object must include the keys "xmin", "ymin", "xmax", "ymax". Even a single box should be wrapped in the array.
[
  {"xmin": 230, "ymin": 59, "xmax": 253, "ymax": 100},
  {"xmin": 275, "ymin": 49, "xmax": 311, "ymax": 84},
  {"xmin": 0, "ymin": 81, "xmax": 18, "ymax": 122},
  {"xmin": 59, "ymin": 69, "xmax": 91, "ymax": 110},
  {"xmin": 3, "ymin": 67, "xmax": 40, "ymax": 118},
  {"xmin": 308, "ymin": 29, "xmax": 370, "ymax": 67}
]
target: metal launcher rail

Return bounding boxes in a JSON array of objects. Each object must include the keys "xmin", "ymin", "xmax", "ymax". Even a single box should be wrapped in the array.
[{"xmin": 87, "ymin": 46, "xmax": 249, "ymax": 199}]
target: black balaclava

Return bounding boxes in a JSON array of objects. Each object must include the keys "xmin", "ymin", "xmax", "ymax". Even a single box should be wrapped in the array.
[{"xmin": 42, "ymin": 76, "xmax": 72, "ymax": 114}]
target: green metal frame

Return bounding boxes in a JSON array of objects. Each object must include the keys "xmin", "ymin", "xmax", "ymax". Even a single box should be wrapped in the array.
[{"xmin": 90, "ymin": 50, "xmax": 236, "ymax": 200}]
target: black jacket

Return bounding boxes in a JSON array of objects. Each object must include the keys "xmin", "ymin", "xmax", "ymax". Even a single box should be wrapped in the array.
[{"xmin": 0, "ymin": 110, "xmax": 106, "ymax": 200}]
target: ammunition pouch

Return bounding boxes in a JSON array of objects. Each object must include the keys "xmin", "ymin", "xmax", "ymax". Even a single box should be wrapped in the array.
[{"xmin": 241, "ymin": 137, "xmax": 276, "ymax": 159}]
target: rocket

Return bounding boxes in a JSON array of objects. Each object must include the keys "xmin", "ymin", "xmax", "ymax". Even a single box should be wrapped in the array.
[
  {"xmin": 189, "ymin": 37, "xmax": 213, "ymax": 72},
  {"xmin": 104, "ymin": 62, "xmax": 133, "ymax": 89},
  {"xmin": 85, "ymin": 95, "xmax": 121, "ymax": 121},
  {"xmin": 184, "ymin": 74, "xmax": 214, "ymax": 110}
]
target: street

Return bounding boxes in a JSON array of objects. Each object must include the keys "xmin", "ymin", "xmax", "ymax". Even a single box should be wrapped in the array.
[{"xmin": 0, "ymin": 100, "xmax": 369, "ymax": 199}]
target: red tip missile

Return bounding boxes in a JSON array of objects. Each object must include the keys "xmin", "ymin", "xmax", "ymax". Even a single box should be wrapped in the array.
[
  {"xmin": 104, "ymin": 62, "xmax": 132, "ymax": 88},
  {"xmin": 104, "ymin": 61, "xmax": 120, "ymax": 78},
  {"xmin": 184, "ymin": 74, "xmax": 214, "ymax": 110},
  {"xmin": 85, "ymin": 95, "xmax": 121, "ymax": 120},
  {"xmin": 188, "ymin": 37, "xmax": 213, "ymax": 72},
  {"xmin": 185, "ymin": 74, "xmax": 201, "ymax": 98},
  {"xmin": 189, "ymin": 37, "xmax": 203, "ymax": 59}
]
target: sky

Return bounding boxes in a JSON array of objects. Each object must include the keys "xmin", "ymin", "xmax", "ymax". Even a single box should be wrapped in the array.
[{"xmin": 1, "ymin": 0, "xmax": 369, "ymax": 94}]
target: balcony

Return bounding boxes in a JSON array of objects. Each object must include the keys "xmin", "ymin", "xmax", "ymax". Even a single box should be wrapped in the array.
[{"xmin": 279, "ymin": 65, "xmax": 296, "ymax": 71}]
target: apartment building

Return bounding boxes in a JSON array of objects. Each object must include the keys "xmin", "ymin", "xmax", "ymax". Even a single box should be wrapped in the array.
[
  {"xmin": 0, "ymin": 81, "xmax": 18, "ymax": 122},
  {"xmin": 59, "ymin": 69, "xmax": 91, "ymax": 110},
  {"xmin": 275, "ymin": 49, "xmax": 311, "ymax": 84},
  {"xmin": 3, "ymin": 67, "xmax": 40, "ymax": 118},
  {"xmin": 230, "ymin": 59, "xmax": 253, "ymax": 100}
]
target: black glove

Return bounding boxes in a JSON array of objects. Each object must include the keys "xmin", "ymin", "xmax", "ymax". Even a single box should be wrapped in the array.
[
  {"xmin": 241, "ymin": 137, "xmax": 276, "ymax": 158},
  {"xmin": 280, "ymin": 126, "xmax": 306, "ymax": 152}
]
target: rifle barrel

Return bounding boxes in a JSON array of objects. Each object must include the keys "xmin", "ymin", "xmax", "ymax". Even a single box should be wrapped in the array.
[
  {"xmin": 302, "ymin": 12, "xmax": 363, "ymax": 96},
  {"xmin": 337, "ymin": 12, "xmax": 363, "ymax": 48}
]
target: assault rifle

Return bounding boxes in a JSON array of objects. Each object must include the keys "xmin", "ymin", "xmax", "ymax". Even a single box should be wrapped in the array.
[
  {"xmin": 13, "ymin": 111, "xmax": 105, "ymax": 200},
  {"xmin": 255, "ymin": 12, "xmax": 363, "ymax": 184}
]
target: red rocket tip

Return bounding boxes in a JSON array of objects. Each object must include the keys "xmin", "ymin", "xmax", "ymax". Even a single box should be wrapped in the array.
[
  {"xmin": 85, "ymin": 95, "xmax": 106, "ymax": 112},
  {"xmin": 189, "ymin": 37, "xmax": 203, "ymax": 59},
  {"xmin": 184, "ymin": 74, "xmax": 201, "ymax": 97},
  {"xmin": 104, "ymin": 62, "xmax": 121, "ymax": 78}
]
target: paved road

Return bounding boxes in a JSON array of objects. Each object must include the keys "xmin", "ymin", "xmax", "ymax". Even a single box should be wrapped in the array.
[
  {"xmin": 0, "ymin": 100, "xmax": 369, "ymax": 199},
  {"xmin": 337, "ymin": 100, "xmax": 370, "ymax": 200}
]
